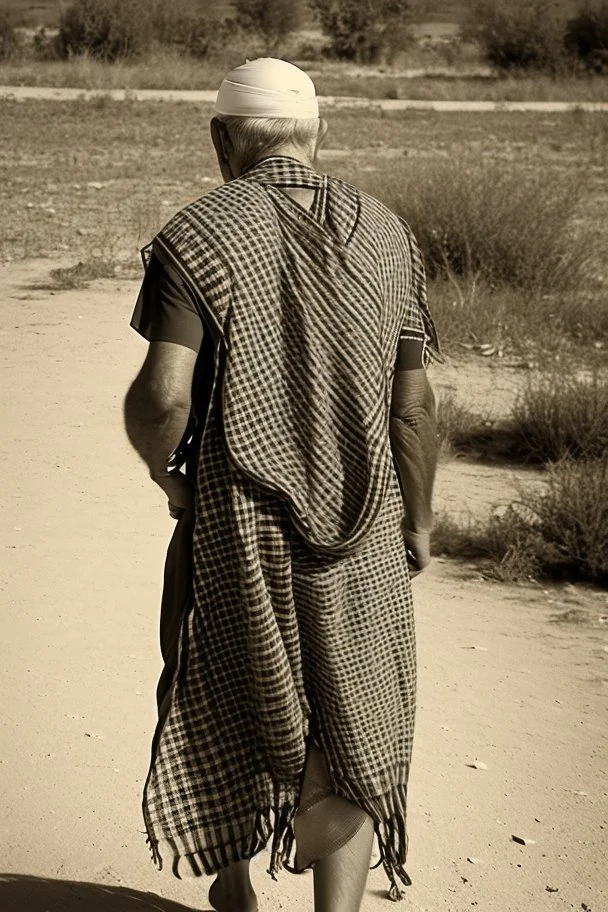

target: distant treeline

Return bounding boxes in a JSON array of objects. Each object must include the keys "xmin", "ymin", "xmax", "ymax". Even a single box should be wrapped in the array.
[{"xmin": 1, "ymin": 0, "xmax": 607, "ymax": 73}]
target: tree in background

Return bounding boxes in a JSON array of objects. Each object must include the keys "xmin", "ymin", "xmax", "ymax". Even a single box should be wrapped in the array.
[
  {"xmin": 57, "ymin": 0, "xmax": 237, "ymax": 61},
  {"xmin": 233, "ymin": 0, "xmax": 302, "ymax": 54},
  {"xmin": 309, "ymin": 0, "xmax": 414, "ymax": 63},
  {"xmin": 463, "ymin": 0, "xmax": 568, "ymax": 73},
  {"xmin": 57, "ymin": 0, "xmax": 152, "ymax": 60},
  {"xmin": 565, "ymin": 0, "xmax": 608, "ymax": 72},
  {"xmin": 0, "ymin": 10, "xmax": 22, "ymax": 61}
]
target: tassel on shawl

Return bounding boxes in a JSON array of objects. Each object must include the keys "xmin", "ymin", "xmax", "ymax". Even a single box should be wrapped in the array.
[
  {"xmin": 375, "ymin": 816, "xmax": 412, "ymax": 902},
  {"xmin": 267, "ymin": 802, "xmax": 297, "ymax": 880},
  {"xmin": 146, "ymin": 835, "xmax": 163, "ymax": 870}
]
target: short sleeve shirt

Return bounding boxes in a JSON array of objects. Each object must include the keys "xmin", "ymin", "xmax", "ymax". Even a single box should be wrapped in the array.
[{"xmin": 131, "ymin": 249, "xmax": 204, "ymax": 353}]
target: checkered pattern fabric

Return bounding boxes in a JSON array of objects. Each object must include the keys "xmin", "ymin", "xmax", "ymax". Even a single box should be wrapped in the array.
[{"xmin": 142, "ymin": 157, "xmax": 438, "ymax": 900}]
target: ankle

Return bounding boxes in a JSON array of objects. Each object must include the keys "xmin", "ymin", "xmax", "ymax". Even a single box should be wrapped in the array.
[{"xmin": 209, "ymin": 875, "xmax": 257, "ymax": 912}]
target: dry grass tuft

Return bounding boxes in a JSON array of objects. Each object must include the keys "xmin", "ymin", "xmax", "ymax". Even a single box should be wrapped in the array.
[
  {"xmin": 49, "ymin": 258, "xmax": 119, "ymax": 288},
  {"xmin": 436, "ymin": 391, "xmax": 487, "ymax": 457},
  {"xmin": 510, "ymin": 371, "xmax": 608, "ymax": 462},
  {"xmin": 433, "ymin": 458, "xmax": 608, "ymax": 586},
  {"xmin": 367, "ymin": 157, "xmax": 600, "ymax": 292}
]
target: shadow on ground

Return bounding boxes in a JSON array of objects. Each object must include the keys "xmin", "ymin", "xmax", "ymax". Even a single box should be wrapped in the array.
[{"xmin": 0, "ymin": 874, "xmax": 204, "ymax": 912}]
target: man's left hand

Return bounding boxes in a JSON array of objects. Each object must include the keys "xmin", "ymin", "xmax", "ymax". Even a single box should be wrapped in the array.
[{"xmin": 153, "ymin": 471, "xmax": 194, "ymax": 518}]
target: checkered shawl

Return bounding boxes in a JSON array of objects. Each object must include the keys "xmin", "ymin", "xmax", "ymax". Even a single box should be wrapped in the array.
[{"xmin": 142, "ymin": 158, "xmax": 438, "ymax": 901}]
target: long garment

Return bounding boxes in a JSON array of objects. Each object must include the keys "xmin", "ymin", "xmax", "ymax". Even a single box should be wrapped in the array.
[{"xmin": 141, "ymin": 157, "xmax": 439, "ymax": 901}]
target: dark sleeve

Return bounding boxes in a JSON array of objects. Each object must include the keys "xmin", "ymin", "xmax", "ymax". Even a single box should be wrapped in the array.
[
  {"xmin": 398, "ymin": 224, "xmax": 441, "ymax": 366},
  {"xmin": 395, "ymin": 331, "xmax": 425, "ymax": 371},
  {"xmin": 130, "ymin": 251, "xmax": 204, "ymax": 353}
]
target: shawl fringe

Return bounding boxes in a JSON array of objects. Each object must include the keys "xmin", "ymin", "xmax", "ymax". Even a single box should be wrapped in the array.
[
  {"xmin": 375, "ymin": 816, "xmax": 412, "ymax": 902},
  {"xmin": 144, "ymin": 801, "xmax": 298, "ymax": 882}
]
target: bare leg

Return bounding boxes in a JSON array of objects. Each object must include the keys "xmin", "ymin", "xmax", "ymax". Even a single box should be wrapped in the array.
[
  {"xmin": 312, "ymin": 813, "xmax": 375, "ymax": 912},
  {"xmin": 208, "ymin": 859, "xmax": 257, "ymax": 912}
]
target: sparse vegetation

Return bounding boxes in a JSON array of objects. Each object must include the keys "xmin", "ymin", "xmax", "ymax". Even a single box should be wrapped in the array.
[
  {"xmin": 233, "ymin": 0, "xmax": 301, "ymax": 54},
  {"xmin": 510, "ymin": 371, "xmax": 608, "ymax": 462},
  {"xmin": 56, "ymin": 0, "xmax": 238, "ymax": 62},
  {"xmin": 57, "ymin": 0, "xmax": 151, "ymax": 61},
  {"xmin": 463, "ymin": 0, "xmax": 569, "ymax": 74},
  {"xmin": 309, "ymin": 0, "xmax": 414, "ymax": 63},
  {"xmin": 565, "ymin": 0, "xmax": 608, "ymax": 73},
  {"xmin": 0, "ymin": 10, "xmax": 21, "ymax": 61},
  {"xmin": 367, "ymin": 157, "xmax": 598, "ymax": 292},
  {"xmin": 359, "ymin": 153, "xmax": 605, "ymax": 354},
  {"xmin": 49, "ymin": 258, "xmax": 119, "ymax": 288},
  {"xmin": 436, "ymin": 391, "xmax": 487, "ymax": 457},
  {"xmin": 433, "ymin": 457, "xmax": 608, "ymax": 585}
]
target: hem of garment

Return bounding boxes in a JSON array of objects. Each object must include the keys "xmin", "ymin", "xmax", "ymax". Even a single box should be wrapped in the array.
[
  {"xmin": 146, "ymin": 794, "xmax": 412, "ymax": 902},
  {"xmin": 145, "ymin": 800, "xmax": 297, "ymax": 882}
]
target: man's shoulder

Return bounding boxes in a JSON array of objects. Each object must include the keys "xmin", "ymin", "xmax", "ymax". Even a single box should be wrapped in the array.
[
  {"xmin": 171, "ymin": 179, "xmax": 255, "ymax": 220},
  {"xmin": 328, "ymin": 174, "xmax": 408, "ymax": 230}
]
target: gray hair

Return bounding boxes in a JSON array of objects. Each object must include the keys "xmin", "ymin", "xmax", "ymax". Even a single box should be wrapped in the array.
[{"xmin": 219, "ymin": 116, "xmax": 320, "ymax": 171}]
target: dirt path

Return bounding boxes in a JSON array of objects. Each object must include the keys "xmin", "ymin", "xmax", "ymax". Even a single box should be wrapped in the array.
[
  {"xmin": 1, "ymin": 84, "xmax": 607, "ymax": 112},
  {"xmin": 1, "ymin": 262, "xmax": 606, "ymax": 912}
]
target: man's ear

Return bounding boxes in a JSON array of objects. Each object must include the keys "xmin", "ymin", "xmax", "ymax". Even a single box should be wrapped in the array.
[
  {"xmin": 314, "ymin": 118, "xmax": 329, "ymax": 159},
  {"xmin": 210, "ymin": 117, "xmax": 234, "ymax": 182}
]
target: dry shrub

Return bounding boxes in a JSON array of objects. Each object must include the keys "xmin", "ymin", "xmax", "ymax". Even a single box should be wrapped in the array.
[
  {"xmin": 0, "ymin": 10, "xmax": 21, "ymax": 61},
  {"xmin": 310, "ymin": 0, "xmax": 414, "ymax": 63},
  {"xmin": 433, "ymin": 458, "xmax": 608, "ymax": 585},
  {"xmin": 367, "ymin": 157, "xmax": 597, "ymax": 293},
  {"xmin": 510, "ymin": 371, "xmax": 608, "ymax": 462},
  {"xmin": 526, "ymin": 458, "xmax": 608, "ymax": 584},
  {"xmin": 233, "ymin": 0, "xmax": 301, "ymax": 54},
  {"xmin": 436, "ymin": 391, "xmax": 486, "ymax": 457},
  {"xmin": 57, "ymin": 0, "xmax": 153, "ymax": 60},
  {"xmin": 57, "ymin": 0, "xmax": 236, "ymax": 61},
  {"xmin": 565, "ymin": 1, "xmax": 608, "ymax": 73},
  {"xmin": 463, "ymin": 0, "xmax": 569, "ymax": 73}
]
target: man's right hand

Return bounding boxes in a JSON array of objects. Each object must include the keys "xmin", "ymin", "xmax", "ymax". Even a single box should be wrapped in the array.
[{"xmin": 403, "ymin": 527, "xmax": 432, "ymax": 576}]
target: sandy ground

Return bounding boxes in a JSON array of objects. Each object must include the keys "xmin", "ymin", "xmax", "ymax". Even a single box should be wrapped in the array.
[
  {"xmin": 1, "ymin": 260, "xmax": 607, "ymax": 912},
  {"xmin": 1, "ymin": 85, "xmax": 608, "ymax": 112}
]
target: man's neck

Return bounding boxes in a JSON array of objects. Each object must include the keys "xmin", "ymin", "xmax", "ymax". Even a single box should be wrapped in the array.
[{"xmin": 242, "ymin": 147, "xmax": 314, "ymax": 175}]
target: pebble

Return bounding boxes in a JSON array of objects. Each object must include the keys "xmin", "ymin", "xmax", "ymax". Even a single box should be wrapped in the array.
[
  {"xmin": 466, "ymin": 760, "xmax": 488, "ymax": 770},
  {"xmin": 512, "ymin": 835, "xmax": 536, "ymax": 845}
]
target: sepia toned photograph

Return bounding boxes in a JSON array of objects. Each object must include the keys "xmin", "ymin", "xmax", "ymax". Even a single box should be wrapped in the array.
[{"xmin": 1, "ymin": 1, "xmax": 606, "ymax": 910}]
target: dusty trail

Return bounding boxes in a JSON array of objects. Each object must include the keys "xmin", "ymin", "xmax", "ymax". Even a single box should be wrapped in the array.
[
  {"xmin": 0, "ymin": 262, "xmax": 606, "ymax": 912},
  {"xmin": 1, "ymin": 84, "xmax": 607, "ymax": 111}
]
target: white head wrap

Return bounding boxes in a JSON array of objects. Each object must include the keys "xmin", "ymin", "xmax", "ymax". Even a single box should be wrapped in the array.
[{"xmin": 215, "ymin": 58, "xmax": 319, "ymax": 120}]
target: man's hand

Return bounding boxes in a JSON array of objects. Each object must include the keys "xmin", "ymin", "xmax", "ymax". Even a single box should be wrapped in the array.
[
  {"xmin": 403, "ymin": 527, "xmax": 432, "ymax": 578},
  {"xmin": 152, "ymin": 471, "xmax": 194, "ymax": 519}
]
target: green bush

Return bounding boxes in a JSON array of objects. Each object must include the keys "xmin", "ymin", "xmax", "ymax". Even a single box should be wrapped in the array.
[
  {"xmin": 510, "ymin": 371, "xmax": 608, "ymax": 463},
  {"xmin": 309, "ymin": 0, "xmax": 413, "ymax": 63},
  {"xmin": 565, "ymin": 1, "xmax": 608, "ymax": 73},
  {"xmin": 0, "ymin": 10, "xmax": 22, "ymax": 61},
  {"xmin": 233, "ymin": 0, "xmax": 301, "ymax": 54},
  {"xmin": 463, "ymin": 0, "xmax": 569, "ymax": 73},
  {"xmin": 433, "ymin": 458, "xmax": 608, "ymax": 585}
]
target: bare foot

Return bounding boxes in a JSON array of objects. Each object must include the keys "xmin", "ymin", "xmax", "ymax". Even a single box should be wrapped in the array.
[{"xmin": 208, "ymin": 876, "xmax": 258, "ymax": 912}]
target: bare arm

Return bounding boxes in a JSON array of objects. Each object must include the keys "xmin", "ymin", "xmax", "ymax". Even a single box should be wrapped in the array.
[
  {"xmin": 124, "ymin": 340, "xmax": 197, "ymax": 512},
  {"xmin": 389, "ymin": 367, "xmax": 438, "ymax": 570}
]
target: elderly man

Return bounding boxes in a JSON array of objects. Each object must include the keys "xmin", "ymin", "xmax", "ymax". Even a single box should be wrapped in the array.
[{"xmin": 125, "ymin": 58, "xmax": 440, "ymax": 912}]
